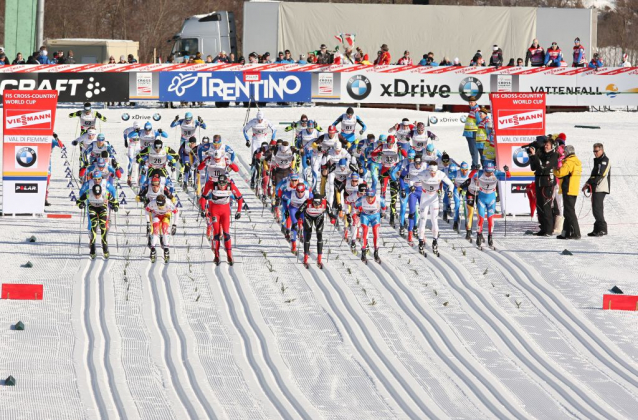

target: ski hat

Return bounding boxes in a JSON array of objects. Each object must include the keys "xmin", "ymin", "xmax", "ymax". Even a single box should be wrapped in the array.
[
  {"xmin": 366, "ymin": 188, "xmax": 376, "ymax": 197},
  {"xmin": 307, "ymin": 120, "xmax": 315, "ymax": 129},
  {"xmin": 256, "ymin": 110, "xmax": 264, "ymax": 120},
  {"xmin": 92, "ymin": 170, "xmax": 103, "ymax": 179},
  {"xmin": 202, "ymin": 136, "xmax": 210, "ymax": 144},
  {"xmin": 185, "ymin": 112, "xmax": 193, "ymax": 121},
  {"xmin": 188, "ymin": 136, "xmax": 197, "ymax": 143},
  {"xmin": 87, "ymin": 128, "xmax": 97, "ymax": 136},
  {"xmin": 150, "ymin": 175, "xmax": 161, "ymax": 185},
  {"xmin": 328, "ymin": 125, "xmax": 337, "ymax": 134},
  {"xmin": 479, "ymin": 107, "xmax": 489, "ymax": 115},
  {"xmin": 416, "ymin": 122, "xmax": 426, "ymax": 131},
  {"xmin": 408, "ymin": 149, "xmax": 416, "ymax": 159},
  {"xmin": 334, "ymin": 141, "xmax": 342, "ymax": 151},
  {"xmin": 217, "ymin": 174, "xmax": 229, "ymax": 186},
  {"xmin": 449, "ymin": 163, "xmax": 459, "ymax": 173},
  {"xmin": 144, "ymin": 122, "xmax": 153, "ymax": 130},
  {"xmin": 460, "ymin": 161, "xmax": 469, "ymax": 170},
  {"xmin": 428, "ymin": 162, "xmax": 438, "ymax": 172},
  {"xmin": 92, "ymin": 184, "xmax": 102, "ymax": 196},
  {"xmin": 350, "ymin": 173, "xmax": 360, "ymax": 181},
  {"xmin": 378, "ymin": 134, "xmax": 387, "ymax": 143},
  {"xmin": 312, "ymin": 194, "xmax": 323, "ymax": 205},
  {"xmin": 133, "ymin": 121, "xmax": 141, "ymax": 129},
  {"xmin": 296, "ymin": 184, "xmax": 306, "ymax": 195},
  {"xmin": 154, "ymin": 138, "xmax": 163, "ymax": 149},
  {"xmin": 493, "ymin": 45, "xmax": 499, "ymax": 51},
  {"xmin": 339, "ymin": 158, "xmax": 348, "ymax": 167},
  {"xmin": 156, "ymin": 195, "xmax": 166, "ymax": 207},
  {"xmin": 96, "ymin": 158, "xmax": 106, "ymax": 167},
  {"xmin": 574, "ymin": 37, "xmax": 580, "ymax": 43},
  {"xmin": 346, "ymin": 107, "xmax": 354, "ymax": 116},
  {"xmin": 402, "ymin": 118, "xmax": 410, "ymax": 125},
  {"xmin": 414, "ymin": 156, "xmax": 423, "ymax": 166},
  {"xmin": 563, "ymin": 145, "xmax": 576, "ymax": 156},
  {"xmin": 441, "ymin": 152, "xmax": 450, "ymax": 163},
  {"xmin": 290, "ymin": 173, "xmax": 299, "ymax": 181},
  {"xmin": 387, "ymin": 135, "xmax": 396, "ymax": 145},
  {"xmin": 83, "ymin": 103, "xmax": 91, "ymax": 111},
  {"xmin": 426, "ymin": 143, "xmax": 435, "ymax": 152},
  {"xmin": 97, "ymin": 133, "xmax": 105, "ymax": 142},
  {"xmin": 557, "ymin": 133, "xmax": 567, "ymax": 143},
  {"xmin": 128, "ymin": 131, "xmax": 139, "ymax": 139},
  {"xmin": 212, "ymin": 135, "xmax": 222, "ymax": 145},
  {"xmin": 484, "ymin": 161, "xmax": 496, "ymax": 172}
]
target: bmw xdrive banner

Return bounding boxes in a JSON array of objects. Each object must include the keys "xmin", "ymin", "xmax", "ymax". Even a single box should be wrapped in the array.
[
  {"xmin": 490, "ymin": 92, "xmax": 546, "ymax": 215},
  {"xmin": 2, "ymin": 90, "xmax": 58, "ymax": 214},
  {"xmin": 159, "ymin": 72, "xmax": 312, "ymax": 102}
]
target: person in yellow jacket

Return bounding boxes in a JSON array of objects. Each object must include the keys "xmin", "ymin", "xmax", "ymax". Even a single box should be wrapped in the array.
[
  {"xmin": 462, "ymin": 96, "xmax": 481, "ymax": 170},
  {"xmin": 553, "ymin": 145, "xmax": 582, "ymax": 239}
]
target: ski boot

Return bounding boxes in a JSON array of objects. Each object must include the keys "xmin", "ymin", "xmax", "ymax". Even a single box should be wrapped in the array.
[
  {"xmin": 453, "ymin": 220, "xmax": 459, "ymax": 232},
  {"xmin": 361, "ymin": 249, "xmax": 368, "ymax": 264},
  {"xmin": 488, "ymin": 234, "xmax": 494, "ymax": 249},
  {"xmin": 285, "ymin": 229, "xmax": 291, "ymax": 242},
  {"xmin": 389, "ymin": 213, "xmax": 395, "ymax": 228},
  {"xmin": 171, "ymin": 224, "xmax": 177, "ymax": 236},
  {"xmin": 45, "ymin": 200, "xmax": 51, "ymax": 207},
  {"xmin": 150, "ymin": 247, "xmax": 157, "ymax": 263},
  {"xmin": 90, "ymin": 243, "xmax": 96, "ymax": 260},
  {"xmin": 291, "ymin": 241, "xmax": 297, "ymax": 255},
  {"xmin": 214, "ymin": 251, "xmax": 221, "ymax": 266},
  {"xmin": 303, "ymin": 253, "xmax": 310, "ymax": 269},
  {"xmin": 399, "ymin": 224, "xmax": 406, "ymax": 237},
  {"xmin": 476, "ymin": 232, "xmax": 484, "ymax": 249},
  {"xmin": 442, "ymin": 210, "xmax": 448, "ymax": 223},
  {"xmin": 407, "ymin": 231, "xmax": 414, "ymax": 246},
  {"xmin": 432, "ymin": 239, "xmax": 439, "ymax": 257},
  {"xmin": 127, "ymin": 177, "xmax": 132, "ymax": 187},
  {"xmin": 374, "ymin": 248, "xmax": 381, "ymax": 264},
  {"xmin": 280, "ymin": 225, "xmax": 286, "ymax": 235},
  {"xmin": 182, "ymin": 182, "xmax": 188, "ymax": 192},
  {"xmin": 465, "ymin": 229, "xmax": 472, "ymax": 243},
  {"xmin": 163, "ymin": 248, "xmax": 170, "ymax": 263},
  {"xmin": 418, "ymin": 239, "xmax": 426, "ymax": 256},
  {"xmin": 103, "ymin": 244, "xmax": 109, "ymax": 259},
  {"xmin": 227, "ymin": 255, "xmax": 234, "ymax": 266},
  {"xmin": 350, "ymin": 240, "xmax": 357, "ymax": 254},
  {"xmin": 317, "ymin": 254, "xmax": 323, "ymax": 269}
]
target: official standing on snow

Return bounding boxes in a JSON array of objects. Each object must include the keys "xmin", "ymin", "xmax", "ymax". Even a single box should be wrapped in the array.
[
  {"xmin": 528, "ymin": 136, "xmax": 558, "ymax": 236},
  {"xmin": 553, "ymin": 145, "xmax": 582, "ymax": 239},
  {"xmin": 583, "ymin": 143, "xmax": 610, "ymax": 236}
]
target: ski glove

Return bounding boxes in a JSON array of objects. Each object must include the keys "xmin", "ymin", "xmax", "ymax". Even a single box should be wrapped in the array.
[
  {"xmin": 359, "ymin": 130, "xmax": 365, "ymax": 135},
  {"xmin": 401, "ymin": 190, "xmax": 407, "ymax": 199},
  {"xmin": 235, "ymin": 212, "xmax": 241, "ymax": 220},
  {"xmin": 78, "ymin": 202, "xmax": 86, "ymax": 209},
  {"xmin": 174, "ymin": 115, "xmax": 179, "ymax": 121},
  {"xmin": 295, "ymin": 211, "xmax": 302, "ymax": 219},
  {"xmin": 409, "ymin": 186, "xmax": 416, "ymax": 193},
  {"xmin": 245, "ymin": 141, "xmax": 251, "ymax": 148}
]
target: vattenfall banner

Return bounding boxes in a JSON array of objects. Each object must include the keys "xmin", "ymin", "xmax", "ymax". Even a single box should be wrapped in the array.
[
  {"xmin": 2, "ymin": 90, "xmax": 59, "ymax": 214},
  {"xmin": 158, "ymin": 72, "xmax": 312, "ymax": 102},
  {"xmin": 490, "ymin": 92, "xmax": 546, "ymax": 216}
]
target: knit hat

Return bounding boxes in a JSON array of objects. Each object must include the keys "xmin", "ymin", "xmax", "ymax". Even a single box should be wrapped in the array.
[
  {"xmin": 563, "ymin": 145, "xmax": 575, "ymax": 156},
  {"xmin": 479, "ymin": 107, "xmax": 489, "ymax": 114}
]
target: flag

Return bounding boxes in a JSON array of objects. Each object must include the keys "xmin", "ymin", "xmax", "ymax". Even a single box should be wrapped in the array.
[
  {"xmin": 334, "ymin": 34, "xmax": 344, "ymax": 45},
  {"xmin": 344, "ymin": 34, "xmax": 356, "ymax": 47}
]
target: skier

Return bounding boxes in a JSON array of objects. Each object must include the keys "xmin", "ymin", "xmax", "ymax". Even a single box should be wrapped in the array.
[
  {"xmin": 388, "ymin": 118, "xmax": 415, "ymax": 152},
  {"xmin": 320, "ymin": 140, "xmax": 351, "ymax": 208},
  {"xmin": 271, "ymin": 141, "xmax": 297, "ymax": 202},
  {"xmin": 124, "ymin": 129, "xmax": 141, "ymax": 186},
  {"xmin": 414, "ymin": 162, "xmax": 454, "ymax": 256},
  {"xmin": 71, "ymin": 128, "xmax": 97, "ymax": 170},
  {"xmin": 86, "ymin": 157, "xmax": 122, "ymax": 186},
  {"xmin": 210, "ymin": 134, "xmax": 236, "ymax": 163},
  {"xmin": 466, "ymin": 162, "xmax": 510, "ymax": 248},
  {"xmin": 123, "ymin": 121, "xmax": 141, "ymax": 147},
  {"xmin": 170, "ymin": 112, "xmax": 206, "ymax": 145},
  {"xmin": 69, "ymin": 102, "xmax": 107, "ymax": 135},
  {"xmin": 137, "ymin": 122, "xmax": 168, "ymax": 151},
  {"xmin": 297, "ymin": 120, "xmax": 320, "ymax": 184},
  {"xmin": 451, "ymin": 162, "xmax": 470, "ymax": 233},
  {"xmin": 354, "ymin": 189, "xmax": 387, "ymax": 264},
  {"xmin": 137, "ymin": 138, "xmax": 179, "ymax": 190},
  {"xmin": 399, "ymin": 155, "xmax": 428, "ymax": 245},
  {"xmin": 178, "ymin": 136, "xmax": 198, "ymax": 191},
  {"xmin": 243, "ymin": 110, "xmax": 277, "ymax": 188},
  {"xmin": 390, "ymin": 148, "xmax": 416, "ymax": 236},
  {"xmin": 343, "ymin": 173, "xmax": 364, "ymax": 245},
  {"xmin": 45, "ymin": 133, "xmax": 65, "ymax": 206},
  {"xmin": 197, "ymin": 148, "xmax": 239, "ymax": 193},
  {"xmin": 276, "ymin": 172, "xmax": 303, "ymax": 237},
  {"xmin": 252, "ymin": 141, "xmax": 274, "ymax": 199},
  {"xmin": 282, "ymin": 182, "xmax": 312, "ymax": 255},
  {"xmin": 296, "ymin": 193, "xmax": 336, "ymax": 269},
  {"xmin": 76, "ymin": 184, "xmax": 119, "ymax": 259},
  {"xmin": 146, "ymin": 194, "xmax": 178, "ymax": 262},
  {"xmin": 137, "ymin": 175, "xmax": 176, "ymax": 241},
  {"xmin": 370, "ymin": 135, "xmax": 405, "ymax": 227},
  {"xmin": 81, "ymin": 134, "xmax": 120, "ymax": 178},
  {"xmin": 409, "ymin": 122, "xmax": 438, "ymax": 157},
  {"xmin": 285, "ymin": 114, "xmax": 323, "ymax": 137},
  {"xmin": 200, "ymin": 174, "xmax": 244, "ymax": 265},
  {"xmin": 440, "ymin": 157, "xmax": 458, "ymax": 222},
  {"xmin": 331, "ymin": 107, "xmax": 367, "ymax": 145}
]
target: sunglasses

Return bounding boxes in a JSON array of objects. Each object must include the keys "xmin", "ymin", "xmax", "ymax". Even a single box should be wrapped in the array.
[{"xmin": 593, "ymin": 149, "xmax": 601, "ymax": 153}]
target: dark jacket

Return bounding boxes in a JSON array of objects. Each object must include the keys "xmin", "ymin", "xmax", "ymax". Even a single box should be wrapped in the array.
[
  {"xmin": 65, "ymin": 56, "xmax": 76, "ymax": 64},
  {"xmin": 529, "ymin": 148, "xmax": 558, "ymax": 187},
  {"xmin": 316, "ymin": 51, "xmax": 332, "ymax": 64},
  {"xmin": 586, "ymin": 153, "xmax": 610, "ymax": 194},
  {"xmin": 489, "ymin": 49, "xmax": 503, "ymax": 67}
]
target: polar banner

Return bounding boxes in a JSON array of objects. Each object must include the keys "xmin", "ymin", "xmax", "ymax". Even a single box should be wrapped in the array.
[
  {"xmin": 2, "ymin": 90, "xmax": 59, "ymax": 214},
  {"xmin": 490, "ymin": 92, "xmax": 546, "ymax": 216},
  {"xmin": 158, "ymin": 71, "xmax": 312, "ymax": 102}
]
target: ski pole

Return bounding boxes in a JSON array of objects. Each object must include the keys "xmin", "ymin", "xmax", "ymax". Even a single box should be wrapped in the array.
[{"xmin": 78, "ymin": 207, "xmax": 85, "ymax": 254}]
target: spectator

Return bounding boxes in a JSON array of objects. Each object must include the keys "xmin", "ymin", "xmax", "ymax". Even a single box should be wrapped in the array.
[
  {"xmin": 543, "ymin": 42, "xmax": 563, "ymax": 67},
  {"xmin": 553, "ymin": 145, "xmax": 582, "ymax": 239},
  {"xmin": 212, "ymin": 51, "xmax": 229, "ymax": 63},
  {"xmin": 375, "ymin": 44, "xmax": 391, "ymax": 65},
  {"xmin": 528, "ymin": 136, "xmax": 558, "ymax": 236},
  {"xmin": 489, "ymin": 45, "xmax": 503, "ymax": 67},
  {"xmin": 517, "ymin": 58, "xmax": 524, "ymax": 67},
  {"xmin": 425, "ymin": 52, "xmax": 438, "ymax": 66},
  {"xmin": 205, "ymin": 55, "xmax": 213, "ymax": 63},
  {"xmin": 439, "ymin": 56, "xmax": 452, "ymax": 66},
  {"xmin": 453, "ymin": 57, "xmax": 462, "ymax": 66},
  {"xmin": 248, "ymin": 52, "xmax": 259, "ymax": 64},
  {"xmin": 238, "ymin": 56, "xmax": 246, "ymax": 65},
  {"xmin": 316, "ymin": 44, "xmax": 332, "ymax": 64},
  {"xmin": 0, "ymin": 47, "xmax": 8, "ymax": 64},
  {"xmin": 57, "ymin": 51, "xmax": 66, "ymax": 64},
  {"xmin": 506, "ymin": 58, "xmax": 515, "ymax": 66},
  {"xmin": 38, "ymin": 48, "xmax": 51, "ymax": 64},
  {"xmin": 343, "ymin": 48, "xmax": 356, "ymax": 65},
  {"xmin": 470, "ymin": 50, "xmax": 482, "ymax": 66},
  {"xmin": 417, "ymin": 54, "xmax": 428, "ymax": 66},
  {"xmin": 583, "ymin": 143, "xmax": 610, "ymax": 236},
  {"xmin": 572, "ymin": 37, "xmax": 586, "ymax": 67},
  {"xmin": 462, "ymin": 96, "xmax": 481, "ymax": 170},
  {"xmin": 525, "ymin": 39, "xmax": 545, "ymax": 67},
  {"xmin": 229, "ymin": 53, "xmax": 235, "ymax": 63},
  {"xmin": 298, "ymin": 54, "xmax": 308, "ymax": 64},
  {"xmin": 275, "ymin": 51, "xmax": 285, "ymax": 63},
  {"xmin": 12, "ymin": 52, "xmax": 25, "ymax": 65},
  {"xmin": 620, "ymin": 53, "xmax": 631, "ymax": 67},
  {"xmin": 51, "ymin": 51, "xmax": 60, "ymax": 64},
  {"xmin": 397, "ymin": 50, "xmax": 412, "ymax": 65},
  {"xmin": 108, "ymin": 56, "xmax": 116, "ymax": 64},
  {"xmin": 127, "ymin": 54, "xmax": 137, "ymax": 64},
  {"xmin": 118, "ymin": 55, "xmax": 127, "ymax": 64},
  {"xmin": 307, "ymin": 52, "xmax": 316, "ymax": 64},
  {"xmin": 588, "ymin": 52, "xmax": 604, "ymax": 70},
  {"xmin": 332, "ymin": 47, "xmax": 342, "ymax": 65},
  {"xmin": 0, "ymin": 53, "xmax": 5, "ymax": 65},
  {"xmin": 278, "ymin": 50, "xmax": 295, "ymax": 64},
  {"xmin": 193, "ymin": 52, "xmax": 205, "ymax": 64},
  {"xmin": 262, "ymin": 52, "xmax": 273, "ymax": 63},
  {"xmin": 27, "ymin": 52, "xmax": 39, "ymax": 64},
  {"xmin": 66, "ymin": 50, "xmax": 76, "ymax": 64},
  {"xmin": 360, "ymin": 53, "xmax": 371, "ymax": 65}
]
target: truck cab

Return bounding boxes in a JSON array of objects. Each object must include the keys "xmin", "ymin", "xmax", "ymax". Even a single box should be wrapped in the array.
[{"xmin": 169, "ymin": 11, "xmax": 237, "ymax": 63}]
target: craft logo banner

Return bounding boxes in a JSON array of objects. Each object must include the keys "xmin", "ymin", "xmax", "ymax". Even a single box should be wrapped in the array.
[
  {"xmin": 159, "ymin": 72, "xmax": 312, "ymax": 102},
  {"xmin": 2, "ymin": 90, "xmax": 58, "ymax": 214},
  {"xmin": 490, "ymin": 92, "xmax": 546, "ymax": 215},
  {"xmin": 0, "ymin": 73, "xmax": 129, "ymax": 102}
]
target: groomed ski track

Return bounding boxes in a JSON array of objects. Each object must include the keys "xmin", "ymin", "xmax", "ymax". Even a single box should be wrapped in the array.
[{"xmin": 3, "ymin": 106, "xmax": 638, "ymax": 419}]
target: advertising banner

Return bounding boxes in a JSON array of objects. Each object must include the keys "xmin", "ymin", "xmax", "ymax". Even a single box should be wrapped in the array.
[
  {"xmin": 490, "ymin": 92, "xmax": 546, "ymax": 215},
  {"xmin": 159, "ymin": 71, "xmax": 312, "ymax": 102},
  {"xmin": 128, "ymin": 72, "xmax": 160, "ymax": 100},
  {"xmin": 311, "ymin": 72, "xmax": 342, "ymax": 101},
  {"xmin": 2, "ymin": 90, "xmax": 59, "ymax": 214},
  {"xmin": 0, "ymin": 73, "xmax": 129, "ymax": 102}
]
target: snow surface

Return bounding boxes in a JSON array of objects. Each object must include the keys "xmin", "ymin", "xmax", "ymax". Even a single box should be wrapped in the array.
[{"xmin": 0, "ymin": 103, "xmax": 637, "ymax": 419}]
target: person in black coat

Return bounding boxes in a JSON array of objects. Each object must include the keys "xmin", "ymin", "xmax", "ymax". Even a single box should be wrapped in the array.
[
  {"xmin": 528, "ymin": 136, "xmax": 558, "ymax": 235},
  {"xmin": 583, "ymin": 143, "xmax": 610, "ymax": 236}
]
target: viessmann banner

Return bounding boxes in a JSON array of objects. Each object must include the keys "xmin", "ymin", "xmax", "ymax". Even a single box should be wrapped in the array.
[
  {"xmin": 2, "ymin": 90, "xmax": 59, "ymax": 214},
  {"xmin": 158, "ymin": 71, "xmax": 312, "ymax": 102},
  {"xmin": 490, "ymin": 92, "xmax": 547, "ymax": 216}
]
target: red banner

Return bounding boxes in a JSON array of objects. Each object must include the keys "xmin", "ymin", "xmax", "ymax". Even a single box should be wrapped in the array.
[
  {"xmin": 2, "ymin": 90, "xmax": 58, "ymax": 214},
  {"xmin": 490, "ymin": 92, "xmax": 546, "ymax": 215}
]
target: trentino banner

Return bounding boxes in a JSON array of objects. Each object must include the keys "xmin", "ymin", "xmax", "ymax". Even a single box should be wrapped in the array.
[
  {"xmin": 2, "ymin": 90, "xmax": 59, "ymax": 214},
  {"xmin": 490, "ymin": 92, "xmax": 546, "ymax": 216}
]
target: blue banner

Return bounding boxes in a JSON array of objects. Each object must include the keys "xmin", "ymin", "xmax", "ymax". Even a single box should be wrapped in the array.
[{"xmin": 159, "ymin": 72, "xmax": 311, "ymax": 102}]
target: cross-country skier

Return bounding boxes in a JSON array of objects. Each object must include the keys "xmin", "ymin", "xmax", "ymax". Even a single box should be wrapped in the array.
[
  {"xmin": 137, "ymin": 122, "xmax": 168, "ymax": 151},
  {"xmin": 399, "ymin": 155, "xmax": 428, "ymax": 245},
  {"xmin": 282, "ymin": 182, "xmax": 312, "ymax": 255},
  {"xmin": 390, "ymin": 148, "xmax": 416, "ymax": 236},
  {"xmin": 354, "ymin": 188, "xmax": 387, "ymax": 264},
  {"xmin": 467, "ymin": 162, "xmax": 510, "ymax": 249},
  {"xmin": 146, "ymin": 194, "xmax": 178, "ymax": 263},
  {"xmin": 137, "ymin": 138, "xmax": 179, "ymax": 190},
  {"xmin": 331, "ymin": 107, "xmax": 366, "ymax": 145},
  {"xmin": 77, "ymin": 183, "xmax": 119, "ymax": 259},
  {"xmin": 200, "ymin": 174, "xmax": 244, "ymax": 265},
  {"xmin": 388, "ymin": 118, "xmax": 415, "ymax": 152},
  {"xmin": 170, "ymin": 112, "xmax": 206, "ymax": 145},
  {"xmin": 45, "ymin": 133, "xmax": 65, "ymax": 206},
  {"xmin": 137, "ymin": 174, "xmax": 176, "ymax": 239},
  {"xmin": 244, "ymin": 110, "xmax": 277, "ymax": 188},
  {"xmin": 178, "ymin": 136, "xmax": 199, "ymax": 191},
  {"xmin": 124, "ymin": 129, "xmax": 141, "ymax": 186},
  {"xmin": 408, "ymin": 122, "xmax": 438, "ymax": 157},
  {"xmin": 296, "ymin": 193, "xmax": 336, "ymax": 269},
  {"xmin": 69, "ymin": 102, "xmax": 106, "ymax": 135},
  {"xmin": 370, "ymin": 134, "xmax": 405, "ymax": 227}
]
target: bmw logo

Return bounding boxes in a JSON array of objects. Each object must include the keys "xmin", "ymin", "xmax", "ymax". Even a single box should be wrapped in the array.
[
  {"xmin": 460, "ymin": 115, "xmax": 467, "ymax": 123},
  {"xmin": 429, "ymin": 116, "xmax": 438, "ymax": 125},
  {"xmin": 513, "ymin": 147, "xmax": 529, "ymax": 167},
  {"xmin": 152, "ymin": 113, "xmax": 162, "ymax": 121},
  {"xmin": 459, "ymin": 77, "xmax": 484, "ymax": 101},
  {"xmin": 16, "ymin": 147, "xmax": 37, "ymax": 168},
  {"xmin": 121, "ymin": 113, "xmax": 130, "ymax": 121},
  {"xmin": 347, "ymin": 75, "xmax": 372, "ymax": 101}
]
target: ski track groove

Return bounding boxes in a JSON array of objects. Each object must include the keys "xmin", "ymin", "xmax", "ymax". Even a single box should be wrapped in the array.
[
  {"xmin": 146, "ymin": 261, "xmax": 204, "ymax": 419},
  {"xmin": 360, "ymin": 258, "xmax": 523, "ymax": 419}
]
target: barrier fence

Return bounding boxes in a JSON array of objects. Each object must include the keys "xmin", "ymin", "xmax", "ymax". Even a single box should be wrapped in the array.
[{"xmin": 0, "ymin": 64, "xmax": 637, "ymax": 106}]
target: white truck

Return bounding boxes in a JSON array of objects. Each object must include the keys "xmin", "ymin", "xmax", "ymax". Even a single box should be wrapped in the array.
[{"xmin": 168, "ymin": 11, "xmax": 237, "ymax": 62}]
